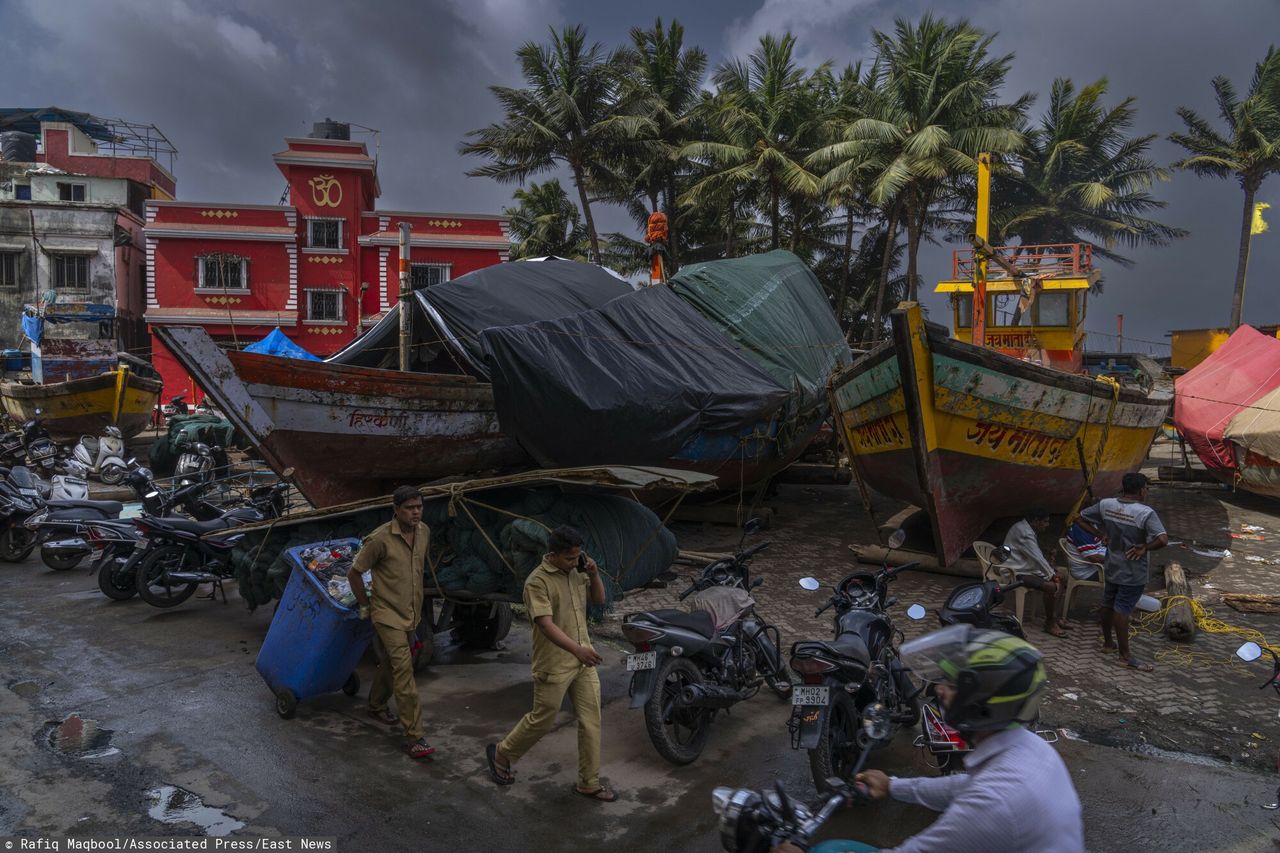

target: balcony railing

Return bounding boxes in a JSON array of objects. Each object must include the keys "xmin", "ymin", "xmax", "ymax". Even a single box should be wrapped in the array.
[{"xmin": 952, "ymin": 243, "xmax": 1092, "ymax": 280}]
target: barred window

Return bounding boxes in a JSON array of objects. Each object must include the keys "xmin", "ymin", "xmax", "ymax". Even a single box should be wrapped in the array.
[
  {"xmin": 198, "ymin": 254, "xmax": 248, "ymax": 290},
  {"xmin": 0, "ymin": 253, "xmax": 18, "ymax": 289},
  {"xmin": 53, "ymin": 254, "xmax": 89, "ymax": 290},
  {"xmin": 308, "ymin": 218, "xmax": 342, "ymax": 249},
  {"xmin": 57, "ymin": 182, "xmax": 86, "ymax": 202},
  {"xmin": 410, "ymin": 263, "xmax": 450, "ymax": 291},
  {"xmin": 307, "ymin": 290, "xmax": 343, "ymax": 322}
]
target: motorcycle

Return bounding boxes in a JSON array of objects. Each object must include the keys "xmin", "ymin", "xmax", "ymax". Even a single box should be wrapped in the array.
[
  {"xmin": 789, "ymin": 529, "xmax": 923, "ymax": 791},
  {"xmin": 0, "ymin": 466, "xmax": 44, "ymax": 561},
  {"xmin": 22, "ymin": 413, "xmax": 60, "ymax": 475},
  {"xmin": 1236, "ymin": 641, "xmax": 1280, "ymax": 810},
  {"xmin": 916, "ymin": 559, "xmax": 1056, "ymax": 774},
  {"xmin": 712, "ymin": 702, "xmax": 893, "ymax": 853},
  {"xmin": 0, "ymin": 429, "xmax": 26, "ymax": 465},
  {"xmin": 131, "ymin": 481, "xmax": 290, "ymax": 608},
  {"xmin": 174, "ymin": 440, "xmax": 226, "ymax": 485},
  {"xmin": 620, "ymin": 519, "xmax": 791, "ymax": 765},
  {"xmin": 72, "ymin": 426, "xmax": 128, "ymax": 484}
]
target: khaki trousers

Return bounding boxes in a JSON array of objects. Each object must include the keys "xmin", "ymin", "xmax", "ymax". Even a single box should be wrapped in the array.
[
  {"xmin": 498, "ymin": 666, "xmax": 601, "ymax": 789},
  {"xmin": 368, "ymin": 621, "xmax": 424, "ymax": 741}
]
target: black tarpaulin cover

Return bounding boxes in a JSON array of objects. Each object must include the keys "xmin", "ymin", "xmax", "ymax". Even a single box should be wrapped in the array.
[
  {"xmin": 480, "ymin": 286, "xmax": 789, "ymax": 466},
  {"xmin": 327, "ymin": 258, "xmax": 633, "ymax": 376}
]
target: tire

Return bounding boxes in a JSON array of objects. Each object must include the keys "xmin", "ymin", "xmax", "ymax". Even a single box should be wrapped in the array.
[
  {"xmin": 643, "ymin": 656, "xmax": 713, "ymax": 765},
  {"xmin": 342, "ymin": 673, "xmax": 360, "ymax": 697},
  {"xmin": 41, "ymin": 549, "xmax": 83, "ymax": 571},
  {"xmin": 809, "ymin": 689, "xmax": 862, "ymax": 792},
  {"xmin": 0, "ymin": 527, "xmax": 35, "ymax": 562},
  {"xmin": 99, "ymin": 463, "xmax": 126, "ymax": 485},
  {"xmin": 457, "ymin": 603, "xmax": 514, "ymax": 649},
  {"xmin": 274, "ymin": 688, "xmax": 298, "ymax": 719},
  {"xmin": 135, "ymin": 545, "xmax": 199, "ymax": 608},
  {"xmin": 98, "ymin": 554, "xmax": 138, "ymax": 601}
]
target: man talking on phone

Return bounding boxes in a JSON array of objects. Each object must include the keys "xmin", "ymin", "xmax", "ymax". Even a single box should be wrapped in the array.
[{"xmin": 486, "ymin": 525, "xmax": 617, "ymax": 801}]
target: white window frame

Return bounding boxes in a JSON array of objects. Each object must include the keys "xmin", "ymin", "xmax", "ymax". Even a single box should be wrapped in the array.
[
  {"xmin": 410, "ymin": 262, "xmax": 451, "ymax": 291},
  {"xmin": 305, "ymin": 288, "xmax": 345, "ymax": 323},
  {"xmin": 57, "ymin": 181, "xmax": 87, "ymax": 202},
  {"xmin": 307, "ymin": 218, "xmax": 344, "ymax": 250},
  {"xmin": 0, "ymin": 252, "xmax": 18, "ymax": 289},
  {"xmin": 52, "ymin": 253, "xmax": 90, "ymax": 291},
  {"xmin": 196, "ymin": 255, "xmax": 250, "ymax": 293}
]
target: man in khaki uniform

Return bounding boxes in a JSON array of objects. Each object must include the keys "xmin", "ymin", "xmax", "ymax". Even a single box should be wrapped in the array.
[
  {"xmin": 486, "ymin": 526, "xmax": 615, "ymax": 801},
  {"xmin": 348, "ymin": 485, "xmax": 433, "ymax": 760}
]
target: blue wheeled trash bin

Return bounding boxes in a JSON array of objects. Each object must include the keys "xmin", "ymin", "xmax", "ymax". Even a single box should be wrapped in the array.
[{"xmin": 255, "ymin": 539, "xmax": 372, "ymax": 719}]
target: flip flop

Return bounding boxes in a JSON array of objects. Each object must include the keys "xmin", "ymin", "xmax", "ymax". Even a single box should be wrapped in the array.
[
  {"xmin": 574, "ymin": 786, "xmax": 618, "ymax": 802},
  {"xmin": 486, "ymin": 743, "xmax": 514, "ymax": 785},
  {"xmin": 405, "ymin": 739, "xmax": 435, "ymax": 761},
  {"xmin": 1117, "ymin": 657, "xmax": 1154, "ymax": 672}
]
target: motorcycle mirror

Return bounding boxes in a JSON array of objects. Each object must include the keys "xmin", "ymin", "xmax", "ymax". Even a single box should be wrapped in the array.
[
  {"xmin": 1237, "ymin": 641, "xmax": 1264, "ymax": 662},
  {"xmin": 887, "ymin": 529, "xmax": 907, "ymax": 550},
  {"xmin": 861, "ymin": 702, "xmax": 892, "ymax": 742},
  {"xmin": 34, "ymin": 408, "xmax": 42, "ymax": 416},
  {"xmin": 906, "ymin": 603, "xmax": 927, "ymax": 620},
  {"xmin": 798, "ymin": 577, "xmax": 821, "ymax": 591},
  {"xmin": 993, "ymin": 545, "xmax": 1012, "ymax": 564}
]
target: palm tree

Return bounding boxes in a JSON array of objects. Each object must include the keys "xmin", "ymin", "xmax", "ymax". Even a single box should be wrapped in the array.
[
  {"xmin": 1170, "ymin": 47, "xmax": 1280, "ymax": 329},
  {"xmin": 610, "ymin": 18, "xmax": 707, "ymax": 268},
  {"xmin": 461, "ymin": 25, "xmax": 643, "ymax": 262},
  {"xmin": 995, "ymin": 78, "xmax": 1186, "ymax": 264},
  {"xmin": 680, "ymin": 33, "xmax": 823, "ymax": 250},
  {"xmin": 839, "ymin": 15, "xmax": 1029, "ymax": 300},
  {"xmin": 503, "ymin": 179, "xmax": 590, "ymax": 261}
]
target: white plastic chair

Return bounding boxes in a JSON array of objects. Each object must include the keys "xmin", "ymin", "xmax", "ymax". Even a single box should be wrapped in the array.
[
  {"xmin": 1058, "ymin": 537, "xmax": 1105, "ymax": 620},
  {"xmin": 973, "ymin": 541, "xmax": 1038, "ymax": 625}
]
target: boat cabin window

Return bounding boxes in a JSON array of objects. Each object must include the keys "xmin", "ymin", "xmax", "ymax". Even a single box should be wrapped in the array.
[
  {"xmin": 955, "ymin": 293, "xmax": 972, "ymax": 327},
  {"xmin": 990, "ymin": 293, "xmax": 1026, "ymax": 326},
  {"xmin": 1036, "ymin": 291, "xmax": 1070, "ymax": 326}
]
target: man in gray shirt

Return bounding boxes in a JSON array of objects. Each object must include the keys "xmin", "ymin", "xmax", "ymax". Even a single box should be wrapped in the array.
[{"xmin": 1077, "ymin": 472, "xmax": 1168, "ymax": 672}]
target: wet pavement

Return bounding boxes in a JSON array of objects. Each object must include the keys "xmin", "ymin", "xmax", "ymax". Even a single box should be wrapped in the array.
[{"xmin": 0, "ymin": 454, "xmax": 1279, "ymax": 850}]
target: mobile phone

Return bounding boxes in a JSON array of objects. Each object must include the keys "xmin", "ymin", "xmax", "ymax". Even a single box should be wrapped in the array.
[{"xmin": 577, "ymin": 554, "xmax": 587, "ymax": 571}]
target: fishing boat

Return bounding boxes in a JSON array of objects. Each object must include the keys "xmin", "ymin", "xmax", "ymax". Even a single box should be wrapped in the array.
[
  {"xmin": 2, "ymin": 303, "xmax": 162, "ymax": 440},
  {"xmin": 830, "ymin": 154, "xmax": 1170, "ymax": 566}
]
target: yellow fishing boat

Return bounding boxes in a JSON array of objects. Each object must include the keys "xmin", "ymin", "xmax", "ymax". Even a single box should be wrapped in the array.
[
  {"xmin": 830, "ymin": 155, "xmax": 1170, "ymax": 566},
  {"xmin": 1, "ymin": 361, "xmax": 161, "ymax": 442}
]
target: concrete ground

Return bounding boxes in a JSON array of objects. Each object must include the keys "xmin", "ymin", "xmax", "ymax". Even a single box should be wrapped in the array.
[{"xmin": 2, "ymin": 451, "xmax": 1280, "ymax": 850}]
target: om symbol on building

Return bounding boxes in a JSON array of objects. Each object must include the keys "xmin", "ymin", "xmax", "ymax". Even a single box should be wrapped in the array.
[{"xmin": 308, "ymin": 174, "xmax": 342, "ymax": 208}]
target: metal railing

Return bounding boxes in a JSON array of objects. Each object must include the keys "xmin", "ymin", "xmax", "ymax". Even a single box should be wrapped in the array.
[{"xmin": 952, "ymin": 243, "xmax": 1093, "ymax": 280}]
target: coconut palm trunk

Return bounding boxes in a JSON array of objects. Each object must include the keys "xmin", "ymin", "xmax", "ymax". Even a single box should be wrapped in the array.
[{"xmin": 1231, "ymin": 181, "xmax": 1259, "ymax": 330}]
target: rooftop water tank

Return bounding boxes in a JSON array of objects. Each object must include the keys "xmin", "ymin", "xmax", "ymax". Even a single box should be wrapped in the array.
[{"xmin": 309, "ymin": 119, "xmax": 350, "ymax": 141}]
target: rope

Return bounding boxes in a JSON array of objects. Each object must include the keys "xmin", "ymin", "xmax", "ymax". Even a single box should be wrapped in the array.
[
  {"xmin": 1065, "ymin": 375, "xmax": 1121, "ymax": 527},
  {"xmin": 1132, "ymin": 594, "xmax": 1280, "ymax": 665}
]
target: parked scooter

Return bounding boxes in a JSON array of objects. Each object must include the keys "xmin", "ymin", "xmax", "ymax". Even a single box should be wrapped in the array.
[
  {"xmin": 1235, "ymin": 642, "xmax": 1280, "ymax": 810},
  {"xmin": 621, "ymin": 519, "xmax": 790, "ymax": 765},
  {"xmin": 130, "ymin": 480, "xmax": 290, "ymax": 608},
  {"xmin": 711, "ymin": 703, "xmax": 892, "ymax": 852},
  {"xmin": 789, "ymin": 529, "xmax": 923, "ymax": 791},
  {"xmin": 73, "ymin": 426, "xmax": 128, "ymax": 484},
  {"xmin": 0, "ymin": 428, "xmax": 26, "ymax": 466},
  {"xmin": 0, "ymin": 466, "xmax": 44, "ymax": 561},
  {"xmin": 22, "ymin": 412, "xmax": 59, "ymax": 475},
  {"xmin": 174, "ymin": 440, "xmax": 226, "ymax": 484}
]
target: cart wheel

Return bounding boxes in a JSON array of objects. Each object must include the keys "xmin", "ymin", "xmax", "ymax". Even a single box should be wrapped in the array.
[
  {"xmin": 457, "ymin": 603, "xmax": 514, "ymax": 649},
  {"xmin": 274, "ymin": 688, "xmax": 298, "ymax": 719},
  {"xmin": 342, "ymin": 673, "xmax": 360, "ymax": 697}
]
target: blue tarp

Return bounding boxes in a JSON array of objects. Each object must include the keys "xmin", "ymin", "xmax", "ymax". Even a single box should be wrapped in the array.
[
  {"xmin": 20, "ymin": 314, "xmax": 42, "ymax": 345},
  {"xmin": 243, "ymin": 327, "xmax": 321, "ymax": 361}
]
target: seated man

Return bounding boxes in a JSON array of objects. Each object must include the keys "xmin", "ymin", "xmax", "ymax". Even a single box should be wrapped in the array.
[
  {"xmin": 1000, "ymin": 508, "xmax": 1068, "ymax": 637},
  {"xmin": 1065, "ymin": 520, "xmax": 1105, "ymax": 580}
]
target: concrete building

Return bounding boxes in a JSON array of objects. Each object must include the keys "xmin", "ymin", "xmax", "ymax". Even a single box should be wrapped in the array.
[{"xmin": 0, "ymin": 109, "xmax": 177, "ymax": 353}]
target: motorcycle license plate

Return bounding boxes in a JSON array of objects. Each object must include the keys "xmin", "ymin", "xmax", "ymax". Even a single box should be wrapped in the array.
[
  {"xmin": 134, "ymin": 538, "xmax": 150, "ymax": 552},
  {"xmin": 792, "ymin": 685, "xmax": 829, "ymax": 707},
  {"xmin": 626, "ymin": 652, "xmax": 657, "ymax": 671},
  {"xmin": 19, "ymin": 488, "xmax": 37, "ymax": 496}
]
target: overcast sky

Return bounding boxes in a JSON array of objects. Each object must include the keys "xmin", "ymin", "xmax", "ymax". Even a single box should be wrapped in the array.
[{"xmin": 3, "ymin": 0, "xmax": 1277, "ymax": 349}]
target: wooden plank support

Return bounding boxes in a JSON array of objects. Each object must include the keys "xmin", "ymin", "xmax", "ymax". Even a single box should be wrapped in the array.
[{"xmin": 1163, "ymin": 561, "xmax": 1196, "ymax": 642}]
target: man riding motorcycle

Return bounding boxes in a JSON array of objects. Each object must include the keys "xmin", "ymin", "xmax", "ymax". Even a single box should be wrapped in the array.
[{"xmin": 776, "ymin": 626, "xmax": 1083, "ymax": 853}]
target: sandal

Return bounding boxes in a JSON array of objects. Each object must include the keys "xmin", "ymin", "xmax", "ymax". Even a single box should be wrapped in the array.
[
  {"xmin": 486, "ymin": 743, "xmax": 514, "ymax": 786},
  {"xmin": 1117, "ymin": 657, "xmax": 1154, "ymax": 672},
  {"xmin": 573, "ymin": 785, "xmax": 618, "ymax": 802},
  {"xmin": 405, "ymin": 738, "xmax": 435, "ymax": 760},
  {"xmin": 367, "ymin": 708, "xmax": 399, "ymax": 727}
]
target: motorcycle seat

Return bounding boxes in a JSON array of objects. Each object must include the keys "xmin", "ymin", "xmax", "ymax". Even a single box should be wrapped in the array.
[
  {"xmin": 642, "ymin": 608, "xmax": 716, "ymax": 638},
  {"xmin": 800, "ymin": 634, "xmax": 872, "ymax": 666},
  {"xmin": 149, "ymin": 515, "xmax": 242, "ymax": 535},
  {"xmin": 47, "ymin": 499, "xmax": 123, "ymax": 516}
]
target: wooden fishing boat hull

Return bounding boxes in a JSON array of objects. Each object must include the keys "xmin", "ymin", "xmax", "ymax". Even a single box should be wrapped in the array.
[
  {"xmin": 832, "ymin": 304, "xmax": 1170, "ymax": 566},
  {"xmin": 1, "ymin": 369, "xmax": 162, "ymax": 441},
  {"xmin": 155, "ymin": 326, "xmax": 531, "ymax": 508}
]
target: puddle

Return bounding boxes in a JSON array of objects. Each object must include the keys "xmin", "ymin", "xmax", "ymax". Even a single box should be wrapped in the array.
[
  {"xmin": 146, "ymin": 785, "xmax": 244, "ymax": 836},
  {"xmin": 42, "ymin": 714, "xmax": 118, "ymax": 759},
  {"xmin": 8, "ymin": 679, "xmax": 40, "ymax": 698},
  {"xmin": 1061, "ymin": 728, "xmax": 1232, "ymax": 769}
]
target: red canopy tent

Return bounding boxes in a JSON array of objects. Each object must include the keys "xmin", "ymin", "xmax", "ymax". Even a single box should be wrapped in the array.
[{"xmin": 1174, "ymin": 325, "xmax": 1280, "ymax": 493}]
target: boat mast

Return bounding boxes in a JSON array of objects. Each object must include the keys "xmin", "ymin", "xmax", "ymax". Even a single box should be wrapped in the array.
[{"xmin": 971, "ymin": 153, "xmax": 991, "ymax": 347}]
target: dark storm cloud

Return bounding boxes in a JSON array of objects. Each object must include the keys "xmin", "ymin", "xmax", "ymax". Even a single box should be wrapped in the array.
[{"xmin": 2, "ymin": 0, "xmax": 1276, "ymax": 344}]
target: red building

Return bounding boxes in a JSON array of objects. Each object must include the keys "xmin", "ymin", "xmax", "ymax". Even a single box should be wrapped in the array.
[{"xmin": 144, "ymin": 126, "xmax": 509, "ymax": 399}]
